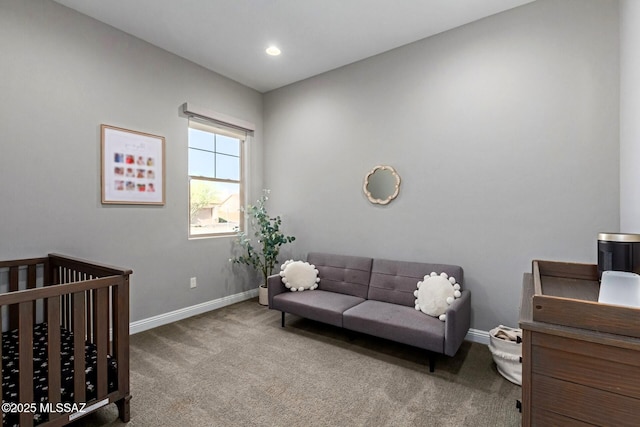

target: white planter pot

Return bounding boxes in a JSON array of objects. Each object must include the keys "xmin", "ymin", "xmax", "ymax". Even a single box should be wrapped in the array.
[{"xmin": 258, "ymin": 285, "xmax": 268, "ymax": 306}]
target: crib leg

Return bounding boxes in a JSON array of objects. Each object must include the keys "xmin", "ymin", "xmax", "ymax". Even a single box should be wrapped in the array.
[{"xmin": 116, "ymin": 394, "xmax": 132, "ymax": 422}]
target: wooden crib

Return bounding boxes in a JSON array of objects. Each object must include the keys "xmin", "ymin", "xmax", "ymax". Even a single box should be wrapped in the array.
[{"xmin": 0, "ymin": 254, "xmax": 131, "ymax": 427}]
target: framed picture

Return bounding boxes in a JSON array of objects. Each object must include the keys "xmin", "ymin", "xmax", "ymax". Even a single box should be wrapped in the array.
[{"xmin": 101, "ymin": 124, "xmax": 165, "ymax": 205}]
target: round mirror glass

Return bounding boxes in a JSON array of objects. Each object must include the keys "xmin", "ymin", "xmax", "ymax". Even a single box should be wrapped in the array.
[{"xmin": 363, "ymin": 165, "xmax": 401, "ymax": 205}]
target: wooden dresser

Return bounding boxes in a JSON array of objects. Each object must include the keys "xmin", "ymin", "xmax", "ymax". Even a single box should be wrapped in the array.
[{"xmin": 519, "ymin": 261, "xmax": 640, "ymax": 426}]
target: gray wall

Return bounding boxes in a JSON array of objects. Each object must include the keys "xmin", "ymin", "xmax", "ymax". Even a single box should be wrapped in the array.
[
  {"xmin": 620, "ymin": 0, "xmax": 640, "ymax": 232},
  {"xmin": 0, "ymin": 0, "xmax": 622, "ymax": 333},
  {"xmin": 264, "ymin": 0, "xmax": 620, "ymax": 331},
  {"xmin": 0, "ymin": 0, "xmax": 264, "ymax": 322}
]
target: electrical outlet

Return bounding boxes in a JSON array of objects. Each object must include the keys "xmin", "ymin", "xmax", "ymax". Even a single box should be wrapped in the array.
[{"xmin": 190, "ymin": 277, "xmax": 197, "ymax": 288}]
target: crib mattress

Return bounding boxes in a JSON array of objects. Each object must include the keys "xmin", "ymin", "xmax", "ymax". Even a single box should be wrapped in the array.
[{"xmin": 1, "ymin": 323, "xmax": 118, "ymax": 426}]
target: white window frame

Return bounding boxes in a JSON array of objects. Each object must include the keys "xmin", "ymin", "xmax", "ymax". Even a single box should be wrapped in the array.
[{"xmin": 187, "ymin": 118, "xmax": 246, "ymax": 239}]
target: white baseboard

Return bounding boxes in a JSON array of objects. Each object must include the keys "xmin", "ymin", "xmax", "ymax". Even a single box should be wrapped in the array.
[
  {"xmin": 129, "ymin": 288, "xmax": 258, "ymax": 335},
  {"xmin": 465, "ymin": 328, "xmax": 490, "ymax": 345},
  {"xmin": 130, "ymin": 291, "xmax": 491, "ymax": 346}
]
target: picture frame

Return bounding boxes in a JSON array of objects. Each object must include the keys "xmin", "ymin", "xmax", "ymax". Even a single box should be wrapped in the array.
[{"xmin": 101, "ymin": 124, "xmax": 165, "ymax": 205}]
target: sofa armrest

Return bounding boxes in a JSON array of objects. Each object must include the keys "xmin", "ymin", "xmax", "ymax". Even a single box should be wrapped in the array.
[
  {"xmin": 267, "ymin": 274, "xmax": 286, "ymax": 309},
  {"xmin": 444, "ymin": 290, "xmax": 471, "ymax": 357}
]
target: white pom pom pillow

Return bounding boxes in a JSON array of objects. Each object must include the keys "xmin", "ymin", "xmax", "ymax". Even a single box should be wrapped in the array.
[
  {"xmin": 280, "ymin": 260, "xmax": 320, "ymax": 292},
  {"xmin": 413, "ymin": 272, "xmax": 461, "ymax": 321}
]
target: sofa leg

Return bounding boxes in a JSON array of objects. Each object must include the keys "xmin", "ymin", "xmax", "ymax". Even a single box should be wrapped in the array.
[
  {"xmin": 428, "ymin": 353, "xmax": 436, "ymax": 373},
  {"xmin": 281, "ymin": 311, "xmax": 285, "ymax": 327}
]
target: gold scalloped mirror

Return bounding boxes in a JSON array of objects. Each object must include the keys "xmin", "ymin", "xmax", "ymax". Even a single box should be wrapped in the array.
[{"xmin": 363, "ymin": 165, "xmax": 401, "ymax": 205}]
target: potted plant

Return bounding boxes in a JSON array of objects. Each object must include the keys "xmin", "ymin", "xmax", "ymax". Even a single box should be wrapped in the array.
[{"xmin": 230, "ymin": 190, "xmax": 295, "ymax": 305}]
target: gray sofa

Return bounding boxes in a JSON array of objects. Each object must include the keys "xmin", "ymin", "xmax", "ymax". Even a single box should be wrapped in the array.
[{"xmin": 268, "ymin": 252, "xmax": 471, "ymax": 372}]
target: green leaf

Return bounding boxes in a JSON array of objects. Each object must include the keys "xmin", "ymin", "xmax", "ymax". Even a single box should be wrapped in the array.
[{"xmin": 228, "ymin": 190, "xmax": 296, "ymax": 284}]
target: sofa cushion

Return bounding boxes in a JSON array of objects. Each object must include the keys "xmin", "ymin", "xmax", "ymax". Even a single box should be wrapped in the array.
[
  {"xmin": 342, "ymin": 300, "xmax": 445, "ymax": 353},
  {"xmin": 368, "ymin": 259, "xmax": 463, "ymax": 307},
  {"xmin": 307, "ymin": 252, "xmax": 372, "ymax": 299},
  {"xmin": 272, "ymin": 290, "xmax": 365, "ymax": 327}
]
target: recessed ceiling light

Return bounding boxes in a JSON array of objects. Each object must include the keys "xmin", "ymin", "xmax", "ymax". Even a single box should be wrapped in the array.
[{"xmin": 266, "ymin": 46, "xmax": 281, "ymax": 56}]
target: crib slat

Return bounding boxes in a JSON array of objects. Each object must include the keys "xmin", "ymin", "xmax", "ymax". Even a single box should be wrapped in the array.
[
  {"xmin": 95, "ymin": 287, "xmax": 109, "ymax": 397},
  {"xmin": 43, "ymin": 258, "xmax": 51, "ymax": 286},
  {"xmin": 19, "ymin": 301, "xmax": 34, "ymax": 427},
  {"xmin": 72, "ymin": 292, "xmax": 86, "ymax": 403},
  {"xmin": 52, "ymin": 263, "xmax": 59, "ymax": 285},
  {"xmin": 61, "ymin": 293, "xmax": 67, "ymax": 330},
  {"xmin": 9, "ymin": 266, "xmax": 19, "ymax": 330},
  {"xmin": 9, "ymin": 266, "xmax": 19, "ymax": 292},
  {"xmin": 27, "ymin": 264, "xmax": 37, "ymax": 289},
  {"xmin": 47, "ymin": 296, "xmax": 62, "ymax": 421},
  {"xmin": 87, "ymin": 288, "xmax": 94, "ymax": 344},
  {"xmin": 64, "ymin": 292, "xmax": 72, "ymax": 331},
  {"xmin": 28, "ymin": 264, "xmax": 37, "ymax": 324}
]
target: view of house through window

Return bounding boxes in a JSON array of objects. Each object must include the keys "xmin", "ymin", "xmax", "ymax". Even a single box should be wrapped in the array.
[{"xmin": 188, "ymin": 119, "xmax": 244, "ymax": 237}]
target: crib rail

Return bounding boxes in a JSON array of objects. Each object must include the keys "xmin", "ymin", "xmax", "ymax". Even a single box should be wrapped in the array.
[{"xmin": 0, "ymin": 254, "xmax": 131, "ymax": 426}]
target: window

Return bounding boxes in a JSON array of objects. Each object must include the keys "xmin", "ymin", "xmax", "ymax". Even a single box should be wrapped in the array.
[{"xmin": 188, "ymin": 118, "xmax": 244, "ymax": 237}]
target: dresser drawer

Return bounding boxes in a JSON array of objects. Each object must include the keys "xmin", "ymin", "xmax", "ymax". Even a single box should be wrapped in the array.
[
  {"xmin": 532, "ymin": 374, "xmax": 640, "ymax": 425},
  {"xmin": 531, "ymin": 334, "xmax": 640, "ymax": 399},
  {"xmin": 531, "ymin": 408, "xmax": 596, "ymax": 426}
]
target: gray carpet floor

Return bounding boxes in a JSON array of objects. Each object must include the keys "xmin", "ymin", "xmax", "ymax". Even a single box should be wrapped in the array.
[{"xmin": 71, "ymin": 299, "xmax": 522, "ymax": 426}]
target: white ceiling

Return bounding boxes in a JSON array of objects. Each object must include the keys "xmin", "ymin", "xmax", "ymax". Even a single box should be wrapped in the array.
[{"xmin": 52, "ymin": 0, "xmax": 535, "ymax": 93}]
